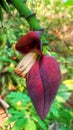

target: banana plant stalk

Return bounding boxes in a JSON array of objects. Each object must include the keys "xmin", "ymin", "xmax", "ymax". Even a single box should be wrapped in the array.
[
  {"xmin": 0, "ymin": 0, "xmax": 47, "ymax": 44},
  {"xmin": 8, "ymin": 0, "xmax": 43, "ymax": 31}
]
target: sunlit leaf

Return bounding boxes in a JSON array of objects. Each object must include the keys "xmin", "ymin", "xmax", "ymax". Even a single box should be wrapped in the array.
[
  {"xmin": 63, "ymin": 79, "xmax": 73, "ymax": 90},
  {"xmin": 64, "ymin": 0, "xmax": 73, "ymax": 5},
  {"xmin": 56, "ymin": 96, "xmax": 65, "ymax": 103},
  {"xmin": 6, "ymin": 92, "xmax": 30, "ymax": 110},
  {"xmin": 50, "ymin": 104, "xmax": 59, "ymax": 117},
  {"xmin": 0, "ymin": 128, "xmax": 3, "ymax": 130},
  {"xmin": 11, "ymin": 118, "xmax": 26, "ymax": 130},
  {"xmin": 60, "ymin": 64, "xmax": 68, "ymax": 74},
  {"xmin": 5, "ymin": 109, "xmax": 26, "ymax": 126},
  {"xmin": 25, "ymin": 119, "xmax": 36, "ymax": 130},
  {"xmin": 32, "ymin": 116, "xmax": 47, "ymax": 130}
]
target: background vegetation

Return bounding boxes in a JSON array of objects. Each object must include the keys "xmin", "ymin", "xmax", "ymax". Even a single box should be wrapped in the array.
[{"xmin": 0, "ymin": 0, "xmax": 73, "ymax": 130}]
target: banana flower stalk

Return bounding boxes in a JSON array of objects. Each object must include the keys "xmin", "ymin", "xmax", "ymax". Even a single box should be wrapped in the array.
[{"xmin": 14, "ymin": 31, "xmax": 61, "ymax": 120}]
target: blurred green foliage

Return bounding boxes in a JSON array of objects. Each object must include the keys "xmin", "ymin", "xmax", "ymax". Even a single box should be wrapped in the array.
[{"xmin": 0, "ymin": 0, "xmax": 73, "ymax": 130}]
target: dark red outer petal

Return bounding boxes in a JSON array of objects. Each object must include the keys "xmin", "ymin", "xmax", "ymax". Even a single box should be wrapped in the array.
[
  {"xmin": 26, "ymin": 55, "xmax": 61, "ymax": 120},
  {"xmin": 39, "ymin": 55, "xmax": 61, "ymax": 118},
  {"xmin": 15, "ymin": 31, "xmax": 42, "ymax": 56},
  {"xmin": 26, "ymin": 61, "xmax": 44, "ymax": 119}
]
